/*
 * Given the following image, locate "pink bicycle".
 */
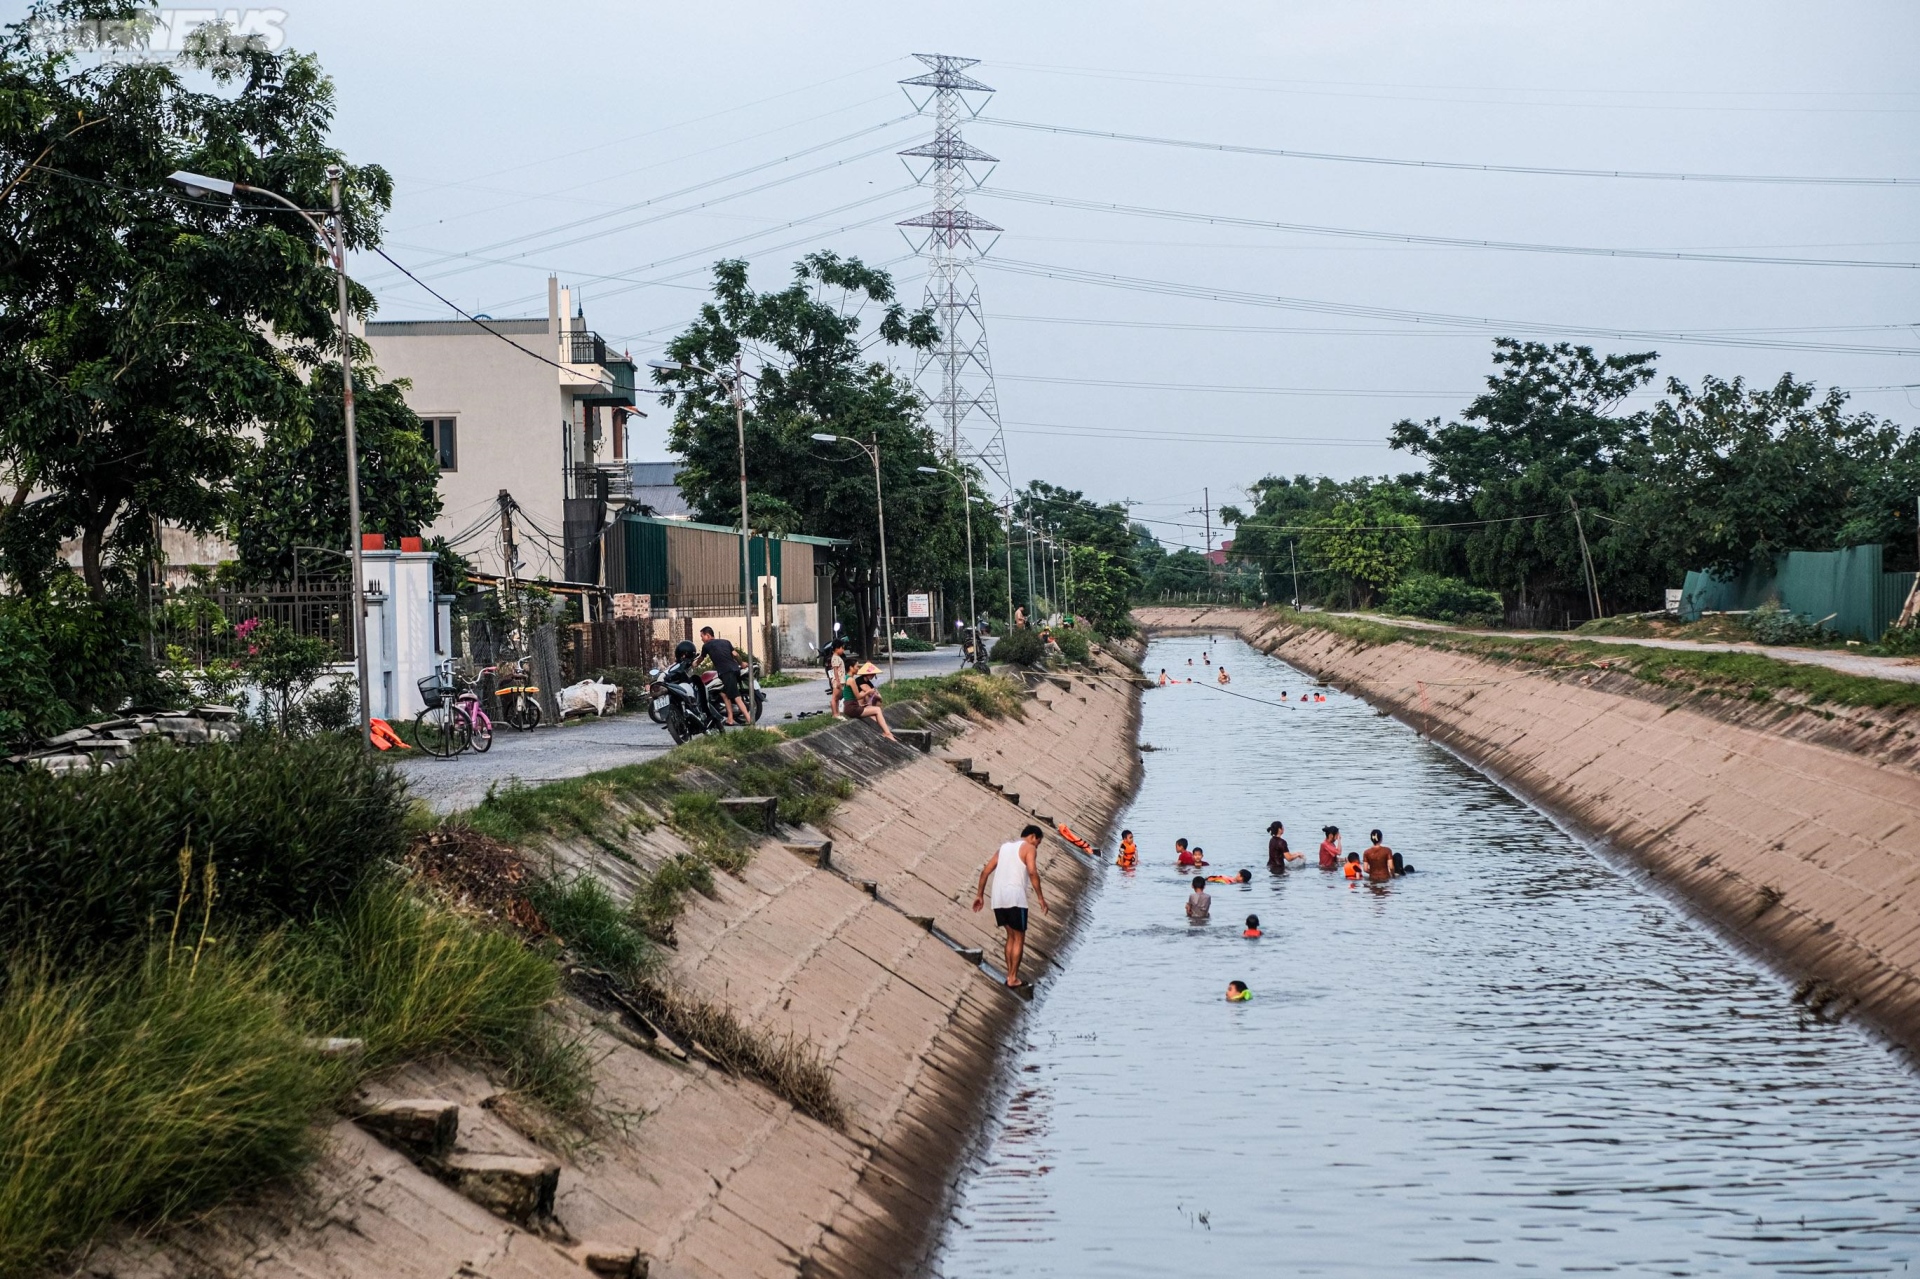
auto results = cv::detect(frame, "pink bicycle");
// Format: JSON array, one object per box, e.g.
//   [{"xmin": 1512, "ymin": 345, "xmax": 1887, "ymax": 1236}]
[{"xmin": 414, "ymin": 664, "xmax": 493, "ymax": 756}]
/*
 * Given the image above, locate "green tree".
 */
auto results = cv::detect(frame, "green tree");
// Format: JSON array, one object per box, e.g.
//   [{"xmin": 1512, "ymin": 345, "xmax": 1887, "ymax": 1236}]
[
  {"xmin": 654, "ymin": 253, "xmax": 962, "ymax": 650},
  {"xmin": 231, "ymin": 367, "xmax": 441, "ymax": 581},
  {"xmin": 1627, "ymin": 373, "xmax": 1920, "ymax": 579},
  {"xmin": 1220, "ymin": 474, "xmax": 1349, "ymax": 604},
  {"xmin": 1298, "ymin": 490, "xmax": 1421, "ymax": 608},
  {"xmin": 1390, "ymin": 340, "xmax": 1658, "ymax": 616},
  {"xmin": 0, "ymin": 2, "xmax": 392, "ymax": 598},
  {"xmin": 1064, "ymin": 545, "xmax": 1132, "ymax": 634}
]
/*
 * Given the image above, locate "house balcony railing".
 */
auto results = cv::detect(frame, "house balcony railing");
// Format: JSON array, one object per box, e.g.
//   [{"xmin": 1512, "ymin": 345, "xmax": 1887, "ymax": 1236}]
[{"xmin": 565, "ymin": 330, "xmax": 608, "ymax": 368}]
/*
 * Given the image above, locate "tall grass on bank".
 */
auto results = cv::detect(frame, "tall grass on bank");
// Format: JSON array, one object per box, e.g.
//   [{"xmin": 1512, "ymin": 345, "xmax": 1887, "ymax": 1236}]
[
  {"xmin": 886, "ymin": 670, "xmax": 1026, "ymax": 721},
  {"xmin": 0, "ymin": 880, "xmax": 586, "ymax": 1278},
  {"xmin": 0, "ymin": 950, "xmax": 337, "ymax": 1277},
  {"xmin": 0, "ymin": 736, "xmax": 409, "ymax": 960}
]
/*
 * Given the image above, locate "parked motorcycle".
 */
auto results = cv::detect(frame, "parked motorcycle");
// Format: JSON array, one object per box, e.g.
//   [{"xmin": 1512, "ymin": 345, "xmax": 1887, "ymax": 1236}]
[{"xmin": 654, "ymin": 648, "xmax": 766, "ymax": 742}]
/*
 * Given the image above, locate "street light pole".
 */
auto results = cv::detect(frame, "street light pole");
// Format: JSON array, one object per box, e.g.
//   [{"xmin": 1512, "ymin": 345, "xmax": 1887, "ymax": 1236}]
[
  {"xmin": 918, "ymin": 463, "xmax": 978, "ymax": 668},
  {"xmin": 167, "ymin": 168, "xmax": 372, "ymax": 750},
  {"xmin": 815, "ymin": 433, "xmax": 893, "ymax": 685},
  {"xmin": 328, "ymin": 168, "xmax": 373, "ymax": 754},
  {"xmin": 651, "ymin": 357, "xmax": 758, "ymax": 719}
]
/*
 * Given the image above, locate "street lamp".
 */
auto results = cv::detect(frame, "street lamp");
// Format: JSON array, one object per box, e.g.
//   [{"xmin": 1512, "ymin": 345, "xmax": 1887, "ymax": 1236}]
[
  {"xmin": 648, "ymin": 356, "xmax": 759, "ymax": 719},
  {"xmin": 812, "ymin": 432, "xmax": 895, "ymax": 685},
  {"xmin": 167, "ymin": 167, "xmax": 373, "ymax": 751},
  {"xmin": 918, "ymin": 463, "xmax": 981, "ymax": 669}
]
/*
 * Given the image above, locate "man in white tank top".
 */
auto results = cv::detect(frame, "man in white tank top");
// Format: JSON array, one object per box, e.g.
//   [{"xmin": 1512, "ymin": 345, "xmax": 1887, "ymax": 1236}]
[{"xmin": 972, "ymin": 825, "xmax": 1049, "ymax": 988}]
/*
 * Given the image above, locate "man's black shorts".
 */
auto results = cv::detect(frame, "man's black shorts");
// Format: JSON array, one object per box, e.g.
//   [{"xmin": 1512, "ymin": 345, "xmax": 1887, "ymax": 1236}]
[
  {"xmin": 993, "ymin": 906, "xmax": 1029, "ymax": 933},
  {"xmin": 717, "ymin": 668, "xmax": 742, "ymax": 699}
]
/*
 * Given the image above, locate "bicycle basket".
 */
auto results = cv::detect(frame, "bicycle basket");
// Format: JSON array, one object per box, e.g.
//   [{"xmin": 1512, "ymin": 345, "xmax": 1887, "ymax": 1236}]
[{"xmin": 417, "ymin": 673, "xmax": 453, "ymax": 709}]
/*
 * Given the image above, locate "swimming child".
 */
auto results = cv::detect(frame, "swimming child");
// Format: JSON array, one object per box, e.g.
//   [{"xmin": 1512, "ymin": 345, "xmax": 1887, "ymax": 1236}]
[
  {"xmin": 1207, "ymin": 869, "xmax": 1253, "ymax": 885},
  {"xmin": 1116, "ymin": 830, "xmax": 1138, "ymax": 869},
  {"xmin": 1190, "ymin": 846, "xmax": 1209, "ymax": 867},
  {"xmin": 1343, "ymin": 851, "xmax": 1363, "ymax": 880},
  {"xmin": 1176, "ymin": 838, "xmax": 1196, "ymax": 868},
  {"xmin": 1391, "ymin": 851, "xmax": 1416, "ymax": 875},
  {"xmin": 1158, "ymin": 669, "xmax": 1170, "ymax": 686},
  {"xmin": 1186, "ymin": 876, "xmax": 1211, "ymax": 921},
  {"xmin": 1318, "ymin": 825, "xmax": 1342, "ymax": 870},
  {"xmin": 1226, "ymin": 981, "xmax": 1251, "ymax": 1002},
  {"xmin": 1243, "ymin": 914, "xmax": 1261, "ymax": 939},
  {"xmin": 1217, "ymin": 666, "xmax": 1230, "ymax": 685}
]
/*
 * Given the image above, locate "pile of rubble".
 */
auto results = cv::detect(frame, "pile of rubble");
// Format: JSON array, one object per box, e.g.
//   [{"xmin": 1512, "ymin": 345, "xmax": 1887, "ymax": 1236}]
[{"xmin": 11, "ymin": 706, "xmax": 243, "ymax": 773}]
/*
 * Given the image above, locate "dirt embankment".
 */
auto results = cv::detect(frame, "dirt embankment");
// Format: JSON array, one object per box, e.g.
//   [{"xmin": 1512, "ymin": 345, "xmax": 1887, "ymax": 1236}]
[
  {"xmin": 1137, "ymin": 605, "xmax": 1920, "ymax": 1057},
  {"xmin": 87, "ymin": 662, "xmax": 1141, "ymax": 1279}
]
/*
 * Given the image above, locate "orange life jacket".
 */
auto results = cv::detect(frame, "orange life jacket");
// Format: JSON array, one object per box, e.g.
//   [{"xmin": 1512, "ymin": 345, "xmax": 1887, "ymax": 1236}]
[{"xmin": 1057, "ymin": 823, "xmax": 1096, "ymax": 855}]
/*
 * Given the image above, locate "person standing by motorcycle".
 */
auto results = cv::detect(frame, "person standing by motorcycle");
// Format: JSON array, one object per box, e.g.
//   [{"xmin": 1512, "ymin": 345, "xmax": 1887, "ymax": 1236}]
[
  {"xmin": 826, "ymin": 638, "xmax": 850, "ymax": 718},
  {"xmin": 697, "ymin": 626, "xmax": 752, "ymax": 725}
]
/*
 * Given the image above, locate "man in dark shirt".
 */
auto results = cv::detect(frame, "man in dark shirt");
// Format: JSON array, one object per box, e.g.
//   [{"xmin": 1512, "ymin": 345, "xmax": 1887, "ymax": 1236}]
[
  {"xmin": 697, "ymin": 626, "xmax": 751, "ymax": 724},
  {"xmin": 1266, "ymin": 821, "xmax": 1299, "ymax": 874}
]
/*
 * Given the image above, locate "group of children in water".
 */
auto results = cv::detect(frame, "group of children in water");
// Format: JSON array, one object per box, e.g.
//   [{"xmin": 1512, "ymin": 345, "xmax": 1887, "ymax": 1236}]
[
  {"xmin": 1112, "ymin": 822, "xmax": 1417, "ymax": 1001},
  {"xmin": 1155, "ymin": 654, "xmax": 1328, "ymax": 700}
]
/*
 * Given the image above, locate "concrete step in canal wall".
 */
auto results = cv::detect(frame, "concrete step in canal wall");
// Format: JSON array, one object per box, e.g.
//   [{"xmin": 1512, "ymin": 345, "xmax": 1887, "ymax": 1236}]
[
  {"xmin": 1137, "ymin": 605, "xmax": 1920, "ymax": 1060},
  {"xmin": 88, "ymin": 656, "xmax": 1142, "ymax": 1279}
]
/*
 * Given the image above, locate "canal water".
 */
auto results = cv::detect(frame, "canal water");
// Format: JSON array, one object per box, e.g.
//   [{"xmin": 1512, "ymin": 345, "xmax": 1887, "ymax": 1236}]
[{"xmin": 932, "ymin": 634, "xmax": 1920, "ymax": 1277}]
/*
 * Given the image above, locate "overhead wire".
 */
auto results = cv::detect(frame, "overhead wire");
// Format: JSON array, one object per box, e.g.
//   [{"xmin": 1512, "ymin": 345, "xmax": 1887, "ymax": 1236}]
[
  {"xmin": 976, "ymin": 117, "xmax": 1920, "ymax": 186},
  {"xmin": 979, "ymin": 187, "xmax": 1920, "ymax": 270},
  {"xmin": 366, "ymin": 124, "xmax": 925, "ymax": 287},
  {"xmin": 979, "ymin": 256, "xmax": 1920, "ymax": 357}
]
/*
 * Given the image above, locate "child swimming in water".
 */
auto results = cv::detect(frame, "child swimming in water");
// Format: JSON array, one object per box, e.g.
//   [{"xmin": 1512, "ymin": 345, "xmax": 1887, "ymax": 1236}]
[
  {"xmin": 1116, "ymin": 830, "xmax": 1138, "ymax": 869},
  {"xmin": 1176, "ymin": 838, "xmax": 1197, "ymax": 868},
  {"xmin": 1343, "ymin": 851, "xmax": 1363, "ymax": 880},
  {"xmin": 1207, "ymin": 869, "xmax": 1253, "ymax": 885},
  {"xmin": 1243, "ymin": 914, "xmax": 1261, "ymax": 939},
  {"xmin": 1226, "ymin": 981, "xmax": 1251, "ymax": 1001},
  {"xmin": 1186, "ymin": 876, "xmax": 1212, "ymax": 921}
]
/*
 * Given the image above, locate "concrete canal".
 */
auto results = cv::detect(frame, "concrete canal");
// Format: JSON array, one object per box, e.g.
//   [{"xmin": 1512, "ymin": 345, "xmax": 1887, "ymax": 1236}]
[{"xmin": 932, "ymin": 633, "xmax": 1920, "ymax": 1276}]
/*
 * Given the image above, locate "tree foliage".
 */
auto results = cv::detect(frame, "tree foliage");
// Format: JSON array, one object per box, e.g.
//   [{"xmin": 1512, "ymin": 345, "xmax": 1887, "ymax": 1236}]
[
  {"xmin": 655, "ymin": 253, "xmax": 967, "ymax": 648},
  {"xmin": 231, "ymin": 366, "xmax": 440, "ymax": 580},
  {"xmin": 1390, "ymin": 340, "xmax": 1657, "ymax": 610},
  {"xmin": 0, "ymin": 1, "xmax": 392, "ymax": 598}
]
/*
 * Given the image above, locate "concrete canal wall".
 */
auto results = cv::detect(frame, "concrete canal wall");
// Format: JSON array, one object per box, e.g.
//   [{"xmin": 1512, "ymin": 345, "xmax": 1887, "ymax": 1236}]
[
  {"xmin": 89, "ymin": 661, "xmax": 1141, "ymax": 1279},
  {"xmin": 1137, "ymin": 605, "xmax": 1920, "ymax": 1059}
]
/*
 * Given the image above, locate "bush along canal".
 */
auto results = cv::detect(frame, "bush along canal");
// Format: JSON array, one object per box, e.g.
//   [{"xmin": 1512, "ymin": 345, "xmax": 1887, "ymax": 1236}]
[{"xmin": 932, "ymin": 634, "xmax": 1920, "ymax": 1277}]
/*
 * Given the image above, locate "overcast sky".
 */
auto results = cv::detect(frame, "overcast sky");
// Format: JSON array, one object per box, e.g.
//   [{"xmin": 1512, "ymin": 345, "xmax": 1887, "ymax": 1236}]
[{"xmin": 213, "ymin": 0, "xmax": 1920, "ymax": 548}]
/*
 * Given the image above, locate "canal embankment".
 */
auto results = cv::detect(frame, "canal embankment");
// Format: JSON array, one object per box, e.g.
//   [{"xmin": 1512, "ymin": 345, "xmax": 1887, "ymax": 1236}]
[
  {"xmin": 1135, "ymin": 604, "xmax": 1920, "ymax": 1057},
  {"xmin": 86, "ymin": 658, "xmax": 1141, "ymax": 1279}
]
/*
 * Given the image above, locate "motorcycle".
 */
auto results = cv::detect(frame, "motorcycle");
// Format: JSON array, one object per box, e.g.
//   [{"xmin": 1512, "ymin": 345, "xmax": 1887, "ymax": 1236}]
[{"xmin": 654, "ymin": 660, "xmax": 768, "ymax": 742}]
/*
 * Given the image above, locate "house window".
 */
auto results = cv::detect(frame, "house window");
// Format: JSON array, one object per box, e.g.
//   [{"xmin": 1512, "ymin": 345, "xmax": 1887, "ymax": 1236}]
[{"xmin": 420, "ymin": 417, "xmax": 457, "ymax": 470}]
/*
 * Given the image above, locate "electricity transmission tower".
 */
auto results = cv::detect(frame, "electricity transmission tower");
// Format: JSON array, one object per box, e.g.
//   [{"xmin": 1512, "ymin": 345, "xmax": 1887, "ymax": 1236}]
[{"xmin": 896, "ymin": 53, "xmax": 1010, "ymax": 490}]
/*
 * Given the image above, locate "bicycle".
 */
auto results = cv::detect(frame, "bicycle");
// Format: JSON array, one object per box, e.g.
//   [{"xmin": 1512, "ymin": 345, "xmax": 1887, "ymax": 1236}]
[
  {"xmin": 493, "ymin": 657, "xmax": 543, "ymax": 731},
  {"xmin": 414, "ymin": 665, "xmax": 494, "ymax": 757}
]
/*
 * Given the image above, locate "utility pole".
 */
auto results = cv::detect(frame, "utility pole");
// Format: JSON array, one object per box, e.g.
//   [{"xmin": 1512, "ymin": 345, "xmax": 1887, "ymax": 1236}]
[
  {"xmin": 1570, "ymin": 496, "xmax": 1603, "ymax": 621},
  {"xmin": 1003, "ymin": 497, "xmax": 1015, "ymax": 631},
  {"xmin": 498, "ymin": 490, "xmax": 517, "ymax": 585},
  {"xmin": 1290, "ymin": 541, "xmax": 1301, "ymax": 609}
]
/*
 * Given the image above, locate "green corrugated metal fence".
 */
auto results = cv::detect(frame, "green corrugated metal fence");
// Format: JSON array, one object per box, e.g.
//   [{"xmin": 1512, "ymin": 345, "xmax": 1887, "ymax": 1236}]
[{"xmin": 1678, "ymin": 543, "xmax": 1914, "ymax": 639}]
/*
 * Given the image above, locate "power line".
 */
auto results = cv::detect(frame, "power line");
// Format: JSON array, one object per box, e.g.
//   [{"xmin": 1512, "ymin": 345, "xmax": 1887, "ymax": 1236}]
[
  {"xmin": 359, "ymin": 119, "xmax": 923, "ymax": 287},
  {"xmin": 980, "ymin": 186, "xmax": 1920, "ymax": 268},
  {"xmin": 369, "ymin": 246, "xmax": 627, "ymax": 394},
  {"xmin": 978, "ymin": 256, "xmax": 1920, "ymax": 357},
  {"xmin": 987, "ymin": 312, "xmax": 1920, "ymax": 338},
  {"xmin": 998, "ymin": 373, "xmax": 1478, "ymax": 398},
  {"xmin": 975, "ymin": 116, "xmax": 1920, "ymax": 186}
]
